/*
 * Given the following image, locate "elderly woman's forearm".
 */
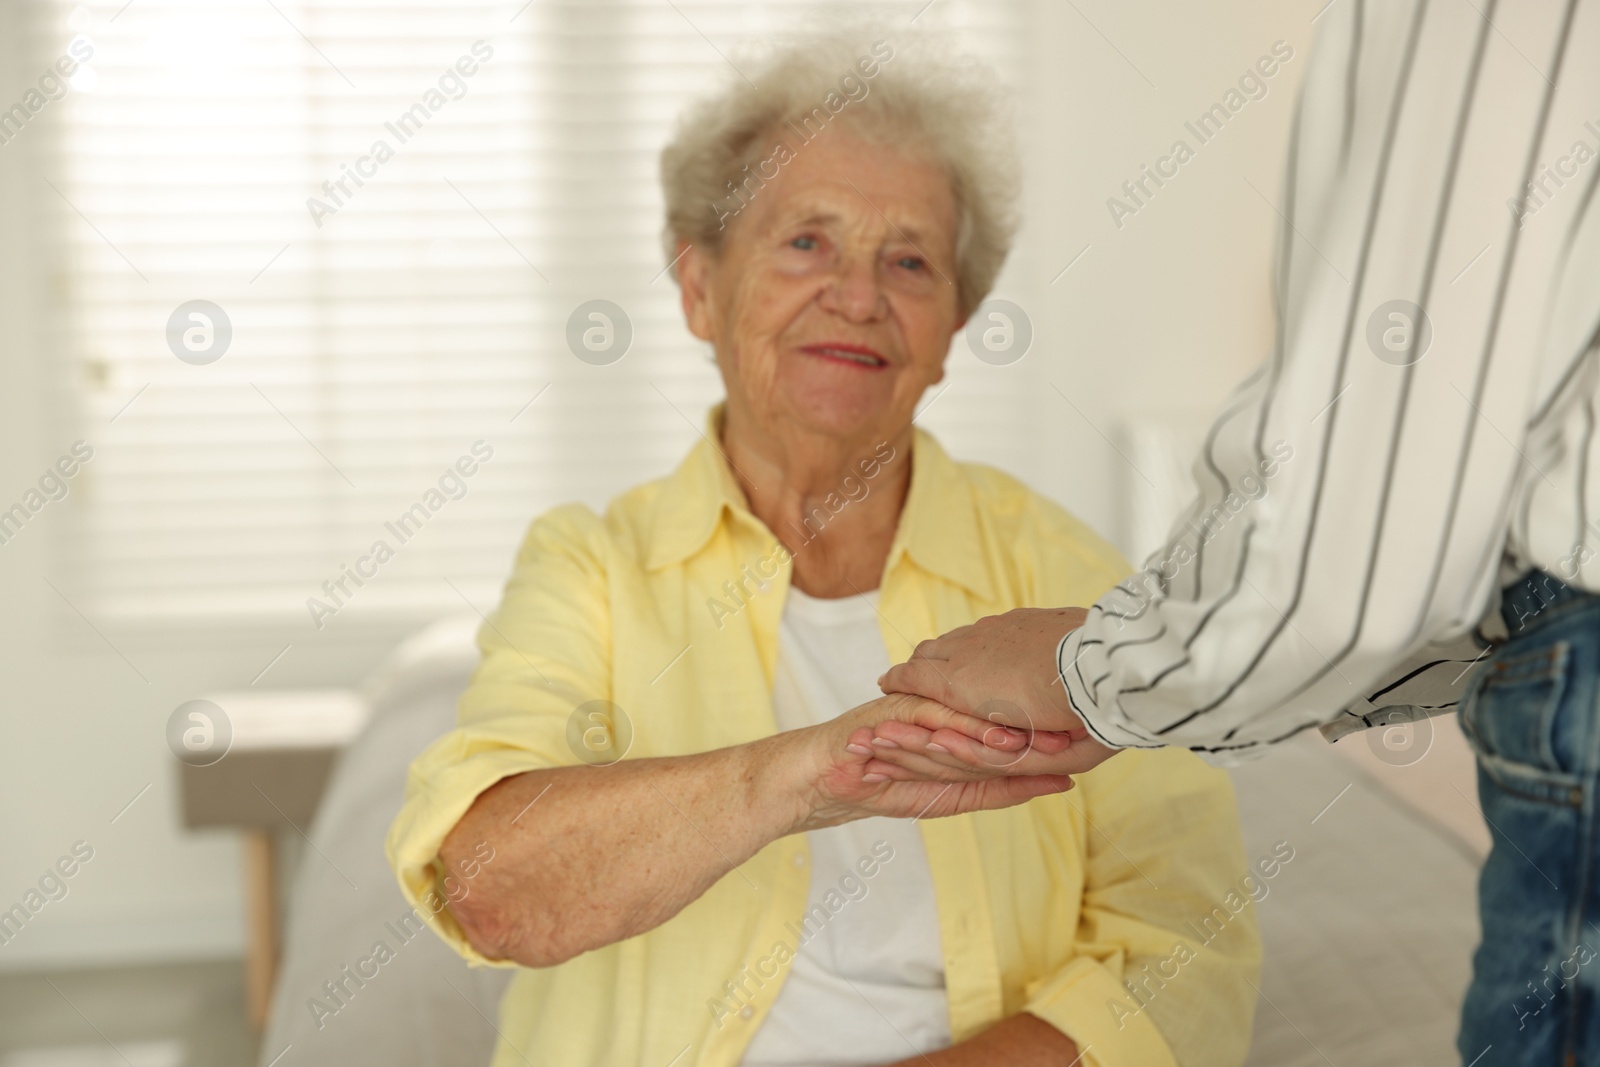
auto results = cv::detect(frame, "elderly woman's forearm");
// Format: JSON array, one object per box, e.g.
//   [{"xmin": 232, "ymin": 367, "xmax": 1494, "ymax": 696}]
[
  {"xmin": 434, "ymin": 692, "xmax": 1055, "ymax": 966},
  {"xmin": 438, "ymin": 732, "xmax": 813, "ymax": 967}
]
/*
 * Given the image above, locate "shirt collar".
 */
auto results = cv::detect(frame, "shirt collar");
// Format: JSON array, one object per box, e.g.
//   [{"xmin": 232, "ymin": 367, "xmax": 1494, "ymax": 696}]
[
  {"xmin": 889, "ymin": 426, "xmax": 995, "ymax": 601},
  {"xmin": 643, "ymin": 404, "xmax": 753, "ymax": 572},
  {"xmin": 645, "ymin": 403, "xmax": 995, "ymax": 601}
]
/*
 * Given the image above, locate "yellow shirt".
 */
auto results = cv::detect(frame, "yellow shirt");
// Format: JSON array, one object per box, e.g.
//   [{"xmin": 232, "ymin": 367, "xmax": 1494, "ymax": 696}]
[{"xmin": 387, "ymin": 414, "xmax": 1261, "ymax": 1067}]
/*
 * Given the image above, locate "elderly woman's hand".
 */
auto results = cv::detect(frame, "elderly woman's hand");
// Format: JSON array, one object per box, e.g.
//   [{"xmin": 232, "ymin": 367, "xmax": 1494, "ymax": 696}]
[
  {"xmin": 438, "ymin": 691, "xmax": 1075, "ymax": 969},
  {"xmin": 782, "ymin": 693, "xmax": 1076, "ymax": 830},
  {"xmin": 841, "ymin": 701, "xmax": 1119, "ymax": 785}
]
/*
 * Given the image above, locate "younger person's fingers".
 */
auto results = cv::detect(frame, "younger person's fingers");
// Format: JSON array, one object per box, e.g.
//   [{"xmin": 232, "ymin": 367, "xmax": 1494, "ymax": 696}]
[
  {"xmin": 923, "ymin": 729, "xmax": 1107, "ymax": 778},
  {"xmin": 920, "ymin": 729, "xmax": 1038, "ymax": 771},
  {"xmin": 877, "ymin": 659, "xmax": 963, "ymax": 708},
  {"xmin": 918, "ymin": 711, "xmax": 1028, "ymax": 749},
  {"xmin": 871, "ymin": 721, "xmax": 1037, "ymax": 774},
  {"xmin": 861, "ymin": 744, "xmax": 1000, "ymax": 783},
  {"xmin": 909, "ymin": 624, "xmax": 973, "ymax": 660},
  {"xmin": 873, "ymin": 720, "xmax": 998, "ymax": 775},
  {"xmin": 871, "ymin": 719, "xmax": 937, "ymax": 750},
  {"xmin": 976, "ymin": 721, "xmax": 1031, "ymax": 751},
  {"xmin": 984, "ymin": 742, "xmax": 1111, "ymax": 778},
  {"xmin": 984, "ymin": 728, "xmax": 1074, "ymax": 756}
]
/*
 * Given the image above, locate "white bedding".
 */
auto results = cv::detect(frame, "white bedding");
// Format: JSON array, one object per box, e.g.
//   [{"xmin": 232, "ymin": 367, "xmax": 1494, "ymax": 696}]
[
  {"xmin": 259, "ymin": 617, "xmax": 511, "ymax": 1067},
  {"xmin": 261, "ymin": 615, "xmax": 1483, "ymax": 1067}
]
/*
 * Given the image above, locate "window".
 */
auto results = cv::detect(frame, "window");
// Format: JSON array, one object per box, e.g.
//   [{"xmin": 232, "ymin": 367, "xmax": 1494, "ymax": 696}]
[{"xmin": 43, "ymin": 0, "xmax": 1037, "ymax": 632}]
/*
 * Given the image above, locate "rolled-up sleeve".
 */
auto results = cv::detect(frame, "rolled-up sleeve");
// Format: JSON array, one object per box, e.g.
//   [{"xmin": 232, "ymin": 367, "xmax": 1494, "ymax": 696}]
[
  {"xmin": 384, "ymin": 503, "xmax": 612, "ymax": 964},
  {"xmin": 1025, "ymin": 749, "xmax": 1261, "ymax": 1067}
]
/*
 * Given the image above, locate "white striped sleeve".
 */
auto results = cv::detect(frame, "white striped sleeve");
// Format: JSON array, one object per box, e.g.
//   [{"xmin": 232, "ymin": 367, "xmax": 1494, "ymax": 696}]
[{"xmin": 1060, "ymin": 0, "xmax": 1600, "ymax": 761}]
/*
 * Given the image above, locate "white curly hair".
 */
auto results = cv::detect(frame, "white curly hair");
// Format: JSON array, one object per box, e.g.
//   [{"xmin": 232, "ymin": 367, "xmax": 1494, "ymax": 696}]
[{"xmin": 658, "ymin": 24, "xmax": 1021, "ymax": 318}]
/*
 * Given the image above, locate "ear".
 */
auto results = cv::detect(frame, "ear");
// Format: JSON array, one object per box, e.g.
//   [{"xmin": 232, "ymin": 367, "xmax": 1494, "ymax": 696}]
[{"xmin": 677, "ymin": 240, "xmax": 716, "ymax": 343}]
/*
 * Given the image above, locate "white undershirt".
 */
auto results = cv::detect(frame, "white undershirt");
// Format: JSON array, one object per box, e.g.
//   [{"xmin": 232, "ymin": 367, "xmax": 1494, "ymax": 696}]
[{"xmin": 740, "ymin": 587, "xmax": 951, "ymax": 1067}]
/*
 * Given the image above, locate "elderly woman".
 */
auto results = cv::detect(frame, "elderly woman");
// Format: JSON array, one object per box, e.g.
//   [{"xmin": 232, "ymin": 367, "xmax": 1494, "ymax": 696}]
[{"xmin": 387, "ymin": 30, "xmax": 1259, "ymax": 1067}]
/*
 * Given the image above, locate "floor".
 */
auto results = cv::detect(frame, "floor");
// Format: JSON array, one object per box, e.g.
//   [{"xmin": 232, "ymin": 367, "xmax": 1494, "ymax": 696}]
[
  {"xmin": 0, "ymin": 961, "xmax": 259, "ymax": 1067},
  {"xmin": 1326, "ymin": 707, "xmax": 1492, "ymax": 858}
]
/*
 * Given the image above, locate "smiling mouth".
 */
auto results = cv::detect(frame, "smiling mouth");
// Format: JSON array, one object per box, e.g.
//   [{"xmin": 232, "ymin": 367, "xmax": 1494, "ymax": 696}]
[{"xmin": 799, "ymin": 343, "xmax": 889, "ymax": 369}]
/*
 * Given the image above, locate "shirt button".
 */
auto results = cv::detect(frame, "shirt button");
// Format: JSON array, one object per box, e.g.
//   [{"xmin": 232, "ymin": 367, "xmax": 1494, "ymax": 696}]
[{"xmin": 739, "ymin": 1005, "xmax": 754, "ymax": 1020}]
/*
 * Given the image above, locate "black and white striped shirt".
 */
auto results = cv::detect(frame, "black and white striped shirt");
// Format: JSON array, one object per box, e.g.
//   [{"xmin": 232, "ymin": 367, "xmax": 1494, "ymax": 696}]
[{"xmin": 1059, "ymin": 0, "xmax": 1600, "ymax": 761}]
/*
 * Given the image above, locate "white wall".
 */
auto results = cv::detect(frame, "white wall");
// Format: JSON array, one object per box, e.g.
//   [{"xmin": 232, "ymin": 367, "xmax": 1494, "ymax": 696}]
[
  {"xmin": 0, "ymin": 0, "xmax": 1321, "ymax": 969},
  {"xmin": 1010, "ymin": 0, "xmax": 1318, "ymax": 554}
]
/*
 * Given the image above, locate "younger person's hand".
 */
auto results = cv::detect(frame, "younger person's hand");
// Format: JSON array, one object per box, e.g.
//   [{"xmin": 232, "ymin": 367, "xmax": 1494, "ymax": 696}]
[
  {"xmin": 877, "ymin": 607, "xmax": 1091, "ymax": 732},
  {"xmin": 787, "ymin": 694, "xmax": 1079, "ymax": 829},
  {"xmin": 848, "ymin": 700, "xmax": 1119, "ymax": 783}
]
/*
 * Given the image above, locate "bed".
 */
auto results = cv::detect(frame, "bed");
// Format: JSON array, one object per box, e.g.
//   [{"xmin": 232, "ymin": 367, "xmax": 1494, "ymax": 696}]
[{"xmin": 259, "ymin": 615, "xmax": 1484, "ymax": 1066}]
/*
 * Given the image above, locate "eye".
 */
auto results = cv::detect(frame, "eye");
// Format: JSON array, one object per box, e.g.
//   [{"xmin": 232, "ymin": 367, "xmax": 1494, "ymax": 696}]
[
  {"xmin": 895, "ymin": 255, "xmax": 925, "ymax": 271},
  {"xmin": 789, "ymin": 235, "xmax": 819, "ymax": 251}
]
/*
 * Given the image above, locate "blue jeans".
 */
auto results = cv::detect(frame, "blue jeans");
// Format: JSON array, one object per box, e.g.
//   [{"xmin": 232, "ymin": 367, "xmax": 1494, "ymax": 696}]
[{"xmin": 1457, "ymin": 570, "xmax": 1600, "ymax": 1066}]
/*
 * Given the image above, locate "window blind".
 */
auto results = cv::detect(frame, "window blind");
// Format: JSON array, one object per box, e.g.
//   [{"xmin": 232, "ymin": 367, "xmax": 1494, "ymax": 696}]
[{"xmin": 48, "ymin": 0, "xmax": 1036, "ymax": 631}]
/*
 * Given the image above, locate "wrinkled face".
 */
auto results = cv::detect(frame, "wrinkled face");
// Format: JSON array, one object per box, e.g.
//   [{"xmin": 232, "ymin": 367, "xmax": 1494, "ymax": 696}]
[{"xmin": 679, "ymin": 127, "xmax": 964, "ymax": 446}]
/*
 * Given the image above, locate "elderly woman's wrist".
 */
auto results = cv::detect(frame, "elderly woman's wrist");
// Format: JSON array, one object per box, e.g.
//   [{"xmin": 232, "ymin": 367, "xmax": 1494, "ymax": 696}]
[{"xmin": 741, "ymin": 728, "xmax": 841, "ymax": 837}]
